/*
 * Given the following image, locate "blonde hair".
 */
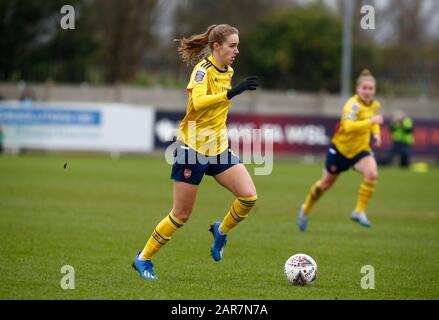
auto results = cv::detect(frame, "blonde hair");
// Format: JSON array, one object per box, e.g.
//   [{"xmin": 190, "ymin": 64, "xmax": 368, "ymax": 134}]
[
  {"xmin": 356, "ymin": 69, "xmax": 376, "ymax": 86},
  {"xmin": 175, "ymin": 24, "xmax": 239, "ymax": 65}
]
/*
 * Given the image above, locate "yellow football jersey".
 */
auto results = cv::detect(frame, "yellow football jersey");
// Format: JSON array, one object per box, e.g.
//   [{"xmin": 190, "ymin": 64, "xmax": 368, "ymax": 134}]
[
  {"xmin": 177, "ymin": 55, "xmax": 234, "ymax": 156},
  {"xmin": 332, "ymin": 95, "xmax": 381, "ymax": 158}
]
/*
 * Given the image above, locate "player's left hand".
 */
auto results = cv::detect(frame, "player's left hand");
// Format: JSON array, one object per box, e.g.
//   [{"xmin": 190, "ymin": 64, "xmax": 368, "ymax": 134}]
[
  {"xmin": 373, "ymin": 134, "xmax": 382, "ymax": 147},
  {"xmin": 227, "ymin": 76, "xmax": 259, "ymax": 100}
]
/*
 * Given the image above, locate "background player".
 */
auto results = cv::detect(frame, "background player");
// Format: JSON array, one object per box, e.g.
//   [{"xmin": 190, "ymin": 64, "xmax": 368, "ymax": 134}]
[
  {"xmin": 132, "ymin": 24, "xmax": 259, "ymax": 281},
  {"xmin": 298, "ymin": 69, "xmax": 384, "ymax": 230}
]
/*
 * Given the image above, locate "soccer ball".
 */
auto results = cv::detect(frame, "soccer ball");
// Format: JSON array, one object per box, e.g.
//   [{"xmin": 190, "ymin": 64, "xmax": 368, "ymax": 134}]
[{"xmin": 284, "ymin": 253, "xmax": 318, "ymax": 286}]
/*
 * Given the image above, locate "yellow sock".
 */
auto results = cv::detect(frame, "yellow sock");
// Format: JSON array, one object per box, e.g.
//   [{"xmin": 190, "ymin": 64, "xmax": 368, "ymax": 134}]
[
  {"xmin": 139, "ymin": 212, "xmax": 185, "ymax": 260},
  {"xmin": 355, "ymin": 179, "xmax": 376, "ymax": 213},
  {"xmin": 303, "ymin": 181, "xmax": 325, "ymax": 214},
  {"xmin": 220, "ymin": 196, "xmax": 257, "ymax": 233}
]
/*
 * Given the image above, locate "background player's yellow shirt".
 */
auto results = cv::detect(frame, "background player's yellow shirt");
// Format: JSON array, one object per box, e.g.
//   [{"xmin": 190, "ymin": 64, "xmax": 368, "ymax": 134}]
[
  {"xmin": 177, "ymin": 55, "xmax": 234, "ymax": 156},
  {"xmin": 332, "ymin": 95, "xmax": 381, "ymax": 158}
]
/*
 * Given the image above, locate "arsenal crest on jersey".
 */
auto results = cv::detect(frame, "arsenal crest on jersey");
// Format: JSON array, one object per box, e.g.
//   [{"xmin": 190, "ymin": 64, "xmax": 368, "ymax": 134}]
[{"xmin": 184, "ymin": 169, "xmax": 192, "ymax": 179}]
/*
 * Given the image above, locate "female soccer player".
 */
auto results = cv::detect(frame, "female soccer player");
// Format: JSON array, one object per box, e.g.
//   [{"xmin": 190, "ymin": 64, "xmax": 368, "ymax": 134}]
[
  {"xmin": 297, "ymin": 69, "xmax": 383, "ymax": 231},
  {"xmin": 132, "ymin": 24, "xmax": 259, "ymax": 280}
]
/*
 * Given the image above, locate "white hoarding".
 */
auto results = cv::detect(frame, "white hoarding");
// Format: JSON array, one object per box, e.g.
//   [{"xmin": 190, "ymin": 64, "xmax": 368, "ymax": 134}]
[{"xmin": 0, "ymin": 101, "xmax": 155, "ymax": 153}]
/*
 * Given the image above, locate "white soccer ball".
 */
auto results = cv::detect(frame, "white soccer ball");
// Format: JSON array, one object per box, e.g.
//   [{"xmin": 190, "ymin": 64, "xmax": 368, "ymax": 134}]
[{"xmin": 284, "ymin": 253, "xmax": 318, "ymax": 286}]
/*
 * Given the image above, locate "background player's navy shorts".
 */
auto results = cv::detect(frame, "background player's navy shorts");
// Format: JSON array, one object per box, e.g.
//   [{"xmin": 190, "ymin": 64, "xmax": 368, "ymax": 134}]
[
  {"xmin": 325, "ymin": 144, "xmax": 372, "ymax": 175},
  {"xmin": 171, "ymin": 144, "xmax": 241, "ymax": 185}
]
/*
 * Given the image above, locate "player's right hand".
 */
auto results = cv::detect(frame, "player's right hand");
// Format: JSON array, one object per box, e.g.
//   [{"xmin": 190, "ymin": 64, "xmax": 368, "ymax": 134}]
[{"xmin": 371, "ymin": 115, "xmax": 384, "ymax": 125}]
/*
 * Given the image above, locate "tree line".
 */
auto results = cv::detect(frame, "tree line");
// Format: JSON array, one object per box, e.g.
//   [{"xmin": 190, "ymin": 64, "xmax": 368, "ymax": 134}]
[{"xmin": 0, "ymin": 0, "xmax": 438, "ymax": 97}]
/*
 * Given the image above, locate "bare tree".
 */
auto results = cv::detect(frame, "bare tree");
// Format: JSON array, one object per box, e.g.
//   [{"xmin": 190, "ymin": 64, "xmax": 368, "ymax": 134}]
[
  {"xmin": 390, "ymin": 0, "xmax": 423, "ymax": 44},
  {"xmin": 173, "ymin": 0, "xmax": 300, "ymax": 38},
  {"xmin": 381, "ymin": 0, "xmax": 439, "ymax": 45},
  {"xmin": 94, "ymin": 0, "xmax": 158, "ymax": 83}
]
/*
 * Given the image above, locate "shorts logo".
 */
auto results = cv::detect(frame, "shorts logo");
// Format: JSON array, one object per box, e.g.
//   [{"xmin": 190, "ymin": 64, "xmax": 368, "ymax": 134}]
[
  {"xmin": 329, "ymin": 148, "xmax": 337, "ymax": 155},
  {"xmin": 184, "ymin": 169, "xmax": 192, "ymax": 179},
  {"xmin": 194, "ymin": 70, "xmax": 206, "ymax": 83},
  {"xmin": 331, "ymin": 165, "xmax": 338, "ymax": 173}
]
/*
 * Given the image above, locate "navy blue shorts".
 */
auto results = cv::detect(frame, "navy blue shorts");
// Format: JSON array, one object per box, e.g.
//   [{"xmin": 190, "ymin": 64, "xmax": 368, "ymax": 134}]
[
  {"xmin": 171, "ymin": 144, "xmax": 241, "ymax": 185},
  {"xmin": 325, "ymin": 144, "xmax": 372, "ymax": 175}
]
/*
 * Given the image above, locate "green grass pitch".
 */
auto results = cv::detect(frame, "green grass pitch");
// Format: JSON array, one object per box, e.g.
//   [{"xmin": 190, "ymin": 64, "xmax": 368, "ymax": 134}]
[{"xmin": 1, "ymin": 153, "xmax": 438, "ymax": 300}]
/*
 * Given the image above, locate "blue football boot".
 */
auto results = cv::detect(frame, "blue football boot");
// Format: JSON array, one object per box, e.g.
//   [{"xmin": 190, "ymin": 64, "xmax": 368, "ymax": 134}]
[
  {"xmin": 351, "ymin": 211, "xmax": 372, "ymax": 228},
  {"xmin": 209, "ymin": 222, "xmax": 228, "ymax": 262},
  {"xmin": 297, "ymin": 204, "xmax": 309, "ymax": 232},
  {"xmin": 132, "ymin": 253, "xmax": 158, "ymax": 281}
]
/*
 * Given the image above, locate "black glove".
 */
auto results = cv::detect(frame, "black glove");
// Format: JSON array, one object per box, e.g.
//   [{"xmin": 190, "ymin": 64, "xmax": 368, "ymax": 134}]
[{"xmin": 227, "ymin": 76, "xmax": 259, "ymax": 100}]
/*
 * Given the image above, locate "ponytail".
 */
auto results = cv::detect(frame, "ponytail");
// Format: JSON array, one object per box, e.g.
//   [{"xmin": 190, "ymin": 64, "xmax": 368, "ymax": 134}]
[{"xmin": 175, "ymin": 25, "xmax": 217, "ymax": 66}]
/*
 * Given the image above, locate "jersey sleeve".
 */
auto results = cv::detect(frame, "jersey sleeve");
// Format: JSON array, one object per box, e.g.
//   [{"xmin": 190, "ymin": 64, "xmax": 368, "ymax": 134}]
[
  {"xmin": 187, "ymin": 66, "xmax": 208, "ymax": 90},
  {"xmin": 341, "ymin": 98, "xmax": 372, "ymax": 133},
  {"xmin": 371, "ymin": 101, "xmax": 381, "ymax": 136},
  {"xmin": 187, "ymin": 67, "xmax": 228, "ymax": 111}
]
